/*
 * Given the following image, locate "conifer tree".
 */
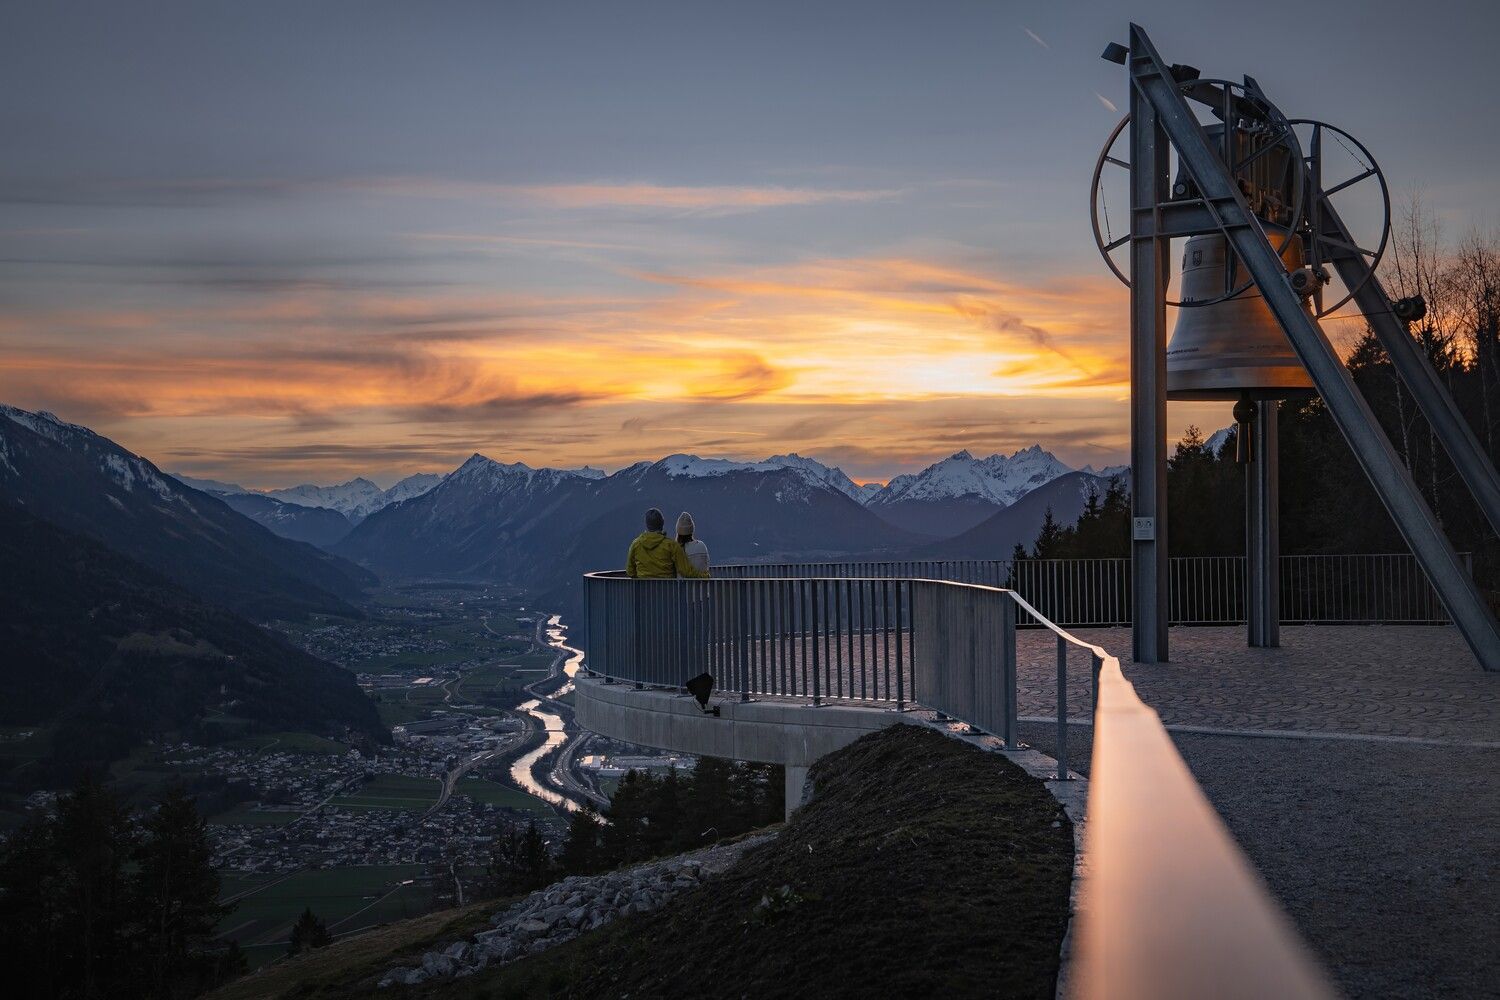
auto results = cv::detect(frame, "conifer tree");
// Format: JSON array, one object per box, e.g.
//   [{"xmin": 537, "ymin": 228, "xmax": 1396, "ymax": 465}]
[{"xmin": 287, "ymin": 908, "xmax": 332, "ymax": 955}]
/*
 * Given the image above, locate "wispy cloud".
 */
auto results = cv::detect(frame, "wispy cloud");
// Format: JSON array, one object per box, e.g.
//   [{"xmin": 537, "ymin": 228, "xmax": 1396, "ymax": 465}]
[
  {"xmin": 1022, "ymin": 27, "xmax": 1050, "ymax": 50},
  {"xmin": 1095, "ymin": 92, "xmax": 1118, "ymax": 113},
  {"xmin": 0, "ymin": 175, "xmax": 901, "ymax": 215}
]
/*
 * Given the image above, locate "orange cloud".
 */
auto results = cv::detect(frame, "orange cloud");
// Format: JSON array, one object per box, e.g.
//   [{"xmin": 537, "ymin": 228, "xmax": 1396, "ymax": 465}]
[{"xmin": 0, "ymin": 251, "xmax": 1145, "ymax": 482}]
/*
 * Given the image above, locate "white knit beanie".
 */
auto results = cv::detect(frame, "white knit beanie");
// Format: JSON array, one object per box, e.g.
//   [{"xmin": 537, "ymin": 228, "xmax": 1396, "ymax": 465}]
[{"xmin": 675, "ymin": 511, "xmax": 695, "ymax": 537}]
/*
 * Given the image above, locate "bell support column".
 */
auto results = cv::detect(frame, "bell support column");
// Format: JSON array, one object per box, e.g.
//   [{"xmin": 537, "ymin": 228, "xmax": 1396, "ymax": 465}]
[
  {"xmin": 1246, "ymin": 400, "xmax": 1280, "ymax": 648},
  {"xmin": 1127, "ymin": 34, "xmax": 1171, "ymax": 665}
]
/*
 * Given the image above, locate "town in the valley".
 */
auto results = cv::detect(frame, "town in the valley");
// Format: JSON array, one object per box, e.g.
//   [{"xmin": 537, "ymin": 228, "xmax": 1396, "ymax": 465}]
[{"xmin": 17, "ymin": 584, "xmax": 680, "ymax": 967}]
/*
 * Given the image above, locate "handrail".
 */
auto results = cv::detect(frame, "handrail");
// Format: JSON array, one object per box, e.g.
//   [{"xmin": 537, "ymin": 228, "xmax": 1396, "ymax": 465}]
[
  {"xmin": 1075, "ymin": 653, "xmax": 1336, "ymax": 999},
  {"xmin": 581, "ymin": 566, "xmax": 1340, "ymax": 997}
]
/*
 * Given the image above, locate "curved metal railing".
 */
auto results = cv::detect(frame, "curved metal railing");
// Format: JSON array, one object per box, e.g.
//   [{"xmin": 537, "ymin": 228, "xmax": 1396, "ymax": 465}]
[
  {"xmin": 580, "ymin": 566, "xmax": 1336, "ymax": 997},
  {"xmin": 709, "ymin": 553, "xmax": 1467, "ymax": 626}
]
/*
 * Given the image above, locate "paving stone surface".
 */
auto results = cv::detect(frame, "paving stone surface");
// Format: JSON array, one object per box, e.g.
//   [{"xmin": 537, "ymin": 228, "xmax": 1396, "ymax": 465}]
[
  {"xmin": 1014, "ymin": 625, "xmax": 1498, "ymax": 743},
  {"xmin": 1021, "ymin": 722, "xmax": 1498, "ymax": 1000}
]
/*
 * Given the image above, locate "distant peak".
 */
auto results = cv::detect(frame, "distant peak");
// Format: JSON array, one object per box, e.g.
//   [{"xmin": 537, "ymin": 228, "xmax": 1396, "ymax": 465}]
[{"xmin": 948, "ymin": 449, "xmax": 975, "ymax": 461}]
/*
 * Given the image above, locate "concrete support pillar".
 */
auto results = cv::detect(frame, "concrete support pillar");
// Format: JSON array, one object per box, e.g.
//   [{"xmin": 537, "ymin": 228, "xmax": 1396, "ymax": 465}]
[
  {"xmin": 1247, "ymin": 401, "xmax": 1280, "ymax": 648},
  {"xmin": 784, "ymin": 765, "xmax": 808, "ymax": 821}
]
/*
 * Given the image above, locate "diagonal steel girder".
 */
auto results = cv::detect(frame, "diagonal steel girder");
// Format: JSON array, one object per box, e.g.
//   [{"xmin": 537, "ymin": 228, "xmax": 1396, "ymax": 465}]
[
  {"xmin": 1312, "ymin": 193, "xmax": 1500, "ymax": 536},
  {"xmin": 1126, "ymin": 23, "xmax": 1500, "ymax": 671}
]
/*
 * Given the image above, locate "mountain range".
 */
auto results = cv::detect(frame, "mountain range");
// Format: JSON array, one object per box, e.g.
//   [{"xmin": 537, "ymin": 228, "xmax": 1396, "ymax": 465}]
[
  {"xmin": 5, "ymin": 402, "xmax": 1129, "ymax": 608},
  {"xmin": 0, "ymin": 406, "xmax": 374, "ymax": 621},
  {"xmin": 169, "ymin": 471, "xmax": 454, "ymax": 547}
]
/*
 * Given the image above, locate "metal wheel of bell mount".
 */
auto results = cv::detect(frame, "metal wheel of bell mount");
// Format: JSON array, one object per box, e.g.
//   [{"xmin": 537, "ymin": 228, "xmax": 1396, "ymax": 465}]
[
  {"xmin": 1090, "ymin": 79, "xmax": 1305, "ymax": 308},
  {"xmin": 1288, "ymin": 118, "xmax": 1391, "ymax": 319}
]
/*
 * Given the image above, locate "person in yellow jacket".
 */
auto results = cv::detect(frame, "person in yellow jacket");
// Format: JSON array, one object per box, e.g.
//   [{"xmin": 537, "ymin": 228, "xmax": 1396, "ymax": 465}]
[{"xmin": 625, "ymin": 508, "xmax": 709, "ymax": 579}]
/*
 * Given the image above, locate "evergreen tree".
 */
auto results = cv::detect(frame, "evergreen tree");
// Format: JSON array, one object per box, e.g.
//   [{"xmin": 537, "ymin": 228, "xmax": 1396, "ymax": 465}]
[
  {"xmin": 135, "ymin": 786, "xmax": 232, "ymax": 998},
  {"xmin": 559, "ymin": 804, "xmax": 605, "ymax": 875},
  {"xmin": 53, "ymin": 771, "xmax": 137, "ymax": 997},
  {"xmin": 483, "ymin": 822, "xmax": 554, "ymax": 897},
  {"xmin": 287, "ymin": 908, "xmax": 332, "ymax": 956},
  {"xmin": 1032, "ymin": 506, "xmax": 1065, "ymax": 559}
]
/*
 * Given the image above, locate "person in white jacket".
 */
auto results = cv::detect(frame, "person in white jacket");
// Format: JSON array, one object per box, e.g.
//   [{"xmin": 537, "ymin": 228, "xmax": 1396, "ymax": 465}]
[{"xmin": 675, "ymin": 511, "xmax": 710, "ymax": 576}]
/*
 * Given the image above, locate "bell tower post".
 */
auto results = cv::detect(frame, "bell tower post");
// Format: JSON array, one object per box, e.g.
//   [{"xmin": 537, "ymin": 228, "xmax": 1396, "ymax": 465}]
[{"xmin": 1127, "ymin": 35, "xmax": 1170, "ymax": 665}]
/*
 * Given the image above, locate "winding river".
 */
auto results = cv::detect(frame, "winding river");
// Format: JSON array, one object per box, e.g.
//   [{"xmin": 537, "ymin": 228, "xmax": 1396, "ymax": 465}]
[{"xmin": 508, "ymin": 614, "xmax": 586, "ymax": 812}]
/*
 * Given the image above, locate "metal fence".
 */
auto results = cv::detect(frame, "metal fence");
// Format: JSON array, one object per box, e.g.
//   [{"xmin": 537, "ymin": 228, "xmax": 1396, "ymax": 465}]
[{"xmin": 712, "ymin": 552, "xmax": 1466, "ymax": 626}]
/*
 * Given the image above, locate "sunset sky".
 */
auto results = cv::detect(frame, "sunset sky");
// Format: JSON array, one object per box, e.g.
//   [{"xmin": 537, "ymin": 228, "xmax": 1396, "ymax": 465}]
[{"xmin": 3, "ymin": 0, "xmax": 1497, "ymax": 487}]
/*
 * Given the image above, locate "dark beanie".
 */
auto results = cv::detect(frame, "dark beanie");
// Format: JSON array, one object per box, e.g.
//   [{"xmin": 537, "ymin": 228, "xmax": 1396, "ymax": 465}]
[{"xmin": 645, "ymin": 507, "xmax": 665, "ymax": 531}]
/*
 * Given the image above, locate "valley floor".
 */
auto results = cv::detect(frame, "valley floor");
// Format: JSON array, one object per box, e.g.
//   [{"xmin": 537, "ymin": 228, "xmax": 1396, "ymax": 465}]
[{"xmin": 207, "ymin": 724, "xmax": 1075, "ymax": 1000}]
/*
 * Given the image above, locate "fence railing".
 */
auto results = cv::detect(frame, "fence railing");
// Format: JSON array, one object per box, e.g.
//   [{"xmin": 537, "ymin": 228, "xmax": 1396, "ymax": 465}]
[
  {"xmin": 580, "ymin": 567, "xmax": 1335, "ymax": 998},
  {"xmin": 712, "ymin": 552, "xmax": 1468, "ymax": 626},
  {"xmin": 584, "ymin": 571, "xmax": 1068, "ymax": 767}
]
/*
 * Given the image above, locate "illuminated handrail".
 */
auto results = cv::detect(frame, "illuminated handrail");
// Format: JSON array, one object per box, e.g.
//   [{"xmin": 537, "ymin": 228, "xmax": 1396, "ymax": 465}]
[{"xmin": 1074, "ymin": 650, "xmax": 1336, "ymax": 999}]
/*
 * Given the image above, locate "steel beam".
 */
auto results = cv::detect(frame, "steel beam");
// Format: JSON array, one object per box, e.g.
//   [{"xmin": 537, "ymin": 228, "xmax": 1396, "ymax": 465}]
[
  {"xmin": 1247, "ymin": 401, "xmax": 1280, "ymax": 647},
  {"xmin": 1314, "ymin": 194, "xmax": 1500, "ymax": 536},
  {"xmin": 1128, "ymin": 33, "xmax": 1171, "ymax": 664},
  {"xmin": 1127, "ymin": 23, "xmax": 1500, "ymax": 671}
]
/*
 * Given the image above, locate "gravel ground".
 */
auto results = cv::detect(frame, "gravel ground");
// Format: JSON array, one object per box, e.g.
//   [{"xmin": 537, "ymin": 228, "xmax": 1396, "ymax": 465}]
[{"xmin": 1019, "ymin": 721, "xmax": 1499, "ymax": 999}]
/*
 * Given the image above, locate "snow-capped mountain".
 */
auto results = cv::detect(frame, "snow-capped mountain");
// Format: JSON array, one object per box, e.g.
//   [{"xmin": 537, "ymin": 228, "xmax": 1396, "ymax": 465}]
[
  {"xmin": 873, "ymin": 447, "xmax": 1073, "ymax": 507},
  {"xmin": 265, "ymin": 477, "xmax": 388, "ymax": 520},
  {"xmin": 0, "ymin": 405, "xmax": 373, "ymax": 618},
  {"xmin": 1204, "ymin": 426, "xmax": 1234, "ymax": 458},
  {"xmin": 259, "ymin": 472, "xmax": 447, "ymax": 523},
  {"xmin": 335, "ymin": 451, "xmax": 910, "ymax": 589},
  {"xmin": 1079, "ymin": 463, "xmax": 1130, "ymax": 478},
  {"xmin": 651, "ymin": 452, "xmax": 867, "ymax": 501},
  {"xmin": 865, "ymin": 446, "xmax": 1076, "ymax": 535},
  {"xmin": 381, "ymin": 472, "xmax": 447, "ymax": 506}
]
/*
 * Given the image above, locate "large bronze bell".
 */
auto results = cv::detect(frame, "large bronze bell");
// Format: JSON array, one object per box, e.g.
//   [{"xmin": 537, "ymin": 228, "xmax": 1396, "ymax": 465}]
[{"xmin": 1166, "ymin": 228, "xmax": 1315, "ymax": 400}]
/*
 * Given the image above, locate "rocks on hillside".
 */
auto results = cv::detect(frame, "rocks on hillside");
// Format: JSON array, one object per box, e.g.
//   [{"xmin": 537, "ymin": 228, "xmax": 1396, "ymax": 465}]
[{"xmin": 378, "ymin": 835, "xmax": 769, "ymax": 988}]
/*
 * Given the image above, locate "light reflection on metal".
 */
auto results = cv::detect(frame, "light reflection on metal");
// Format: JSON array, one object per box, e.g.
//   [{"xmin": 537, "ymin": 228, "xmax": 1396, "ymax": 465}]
[
  {"xmin": 1074, "ymin": 649, "xmax": 1336, "ymax": 1000},
  {"xmin": 1167, "ymin": 230, "xmax": 1315, "ymax": 400}
]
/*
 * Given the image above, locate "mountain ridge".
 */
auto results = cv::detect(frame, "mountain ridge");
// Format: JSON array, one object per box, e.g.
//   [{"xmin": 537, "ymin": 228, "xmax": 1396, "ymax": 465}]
[{"xmin": 0, "ymin": 405, "xmax": 375, "ymax": 620}]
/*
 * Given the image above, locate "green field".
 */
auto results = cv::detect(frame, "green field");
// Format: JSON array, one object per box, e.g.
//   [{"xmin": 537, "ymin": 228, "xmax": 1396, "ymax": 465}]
[
  {"xmin": 455, "ymin": 777, "xmax": 551, "ymax": 814},
  {"xmin": 224, "ymin": 732, "xmax": 349, "ymax": 756},
  {"xmin": 216, "ymin": 864, "xmax": 432, "ymax": 968},
  {"xmin": 454, "ymin": 664, "xmax": 528, "ymax": 701},
  {"xmin": 371, "ymin": 696, "xmax": 432, "ymax": 727},
  {"xmin": 330, "ymin": 774, "xmax": 440, "ymax": 812},
  {"xmin": 209, "ymin": 804, "xmax": 302, "ymax": 827}
]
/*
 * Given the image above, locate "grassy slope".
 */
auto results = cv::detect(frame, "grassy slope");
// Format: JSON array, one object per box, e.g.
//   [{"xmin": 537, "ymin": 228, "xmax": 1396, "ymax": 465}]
[{"xmin": 209, "ymin": 724, "xmax": 1073, "ymax": 1000}]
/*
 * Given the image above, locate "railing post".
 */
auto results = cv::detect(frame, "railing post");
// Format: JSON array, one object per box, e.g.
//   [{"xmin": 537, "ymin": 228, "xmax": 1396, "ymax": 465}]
[
  {"xmin": 816, "ymin": 581, "xmax": 828, "ymax": 707},
  {"xmin": 1056, "ymin": 633, "xmax": 1069, "ymax": 780},
  {"xmin": 738, "ymin": 582, "xmax": 750, "ymax": 702},
  {"xmin": 1091, "ymin": 650, "xmax": 1102, "ymax": 720},
  {"xmin": 895, "ymin": 580, "xmax": 906, "ymax": 711},
  {"xmin": 1001, "ymin": 596, "xmax": 1016, "ymax": 747}
]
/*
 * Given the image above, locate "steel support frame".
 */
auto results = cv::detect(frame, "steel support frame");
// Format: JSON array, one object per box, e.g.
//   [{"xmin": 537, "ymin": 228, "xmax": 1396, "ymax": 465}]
[
  {"xmin": 1126, "ymin": 23, "xmax": 1500, "ymax": 671},
  {"xmin": 1313, "ymin": 193, "xmax": 1500, "ymax": 536},
  {"xmin": 1128, "ymin": 50, "xmax": 1171, "ymax": 664},
  {"xmin": 1247, "ymin": 401, "xmax": 1280, "ymax": 647}
]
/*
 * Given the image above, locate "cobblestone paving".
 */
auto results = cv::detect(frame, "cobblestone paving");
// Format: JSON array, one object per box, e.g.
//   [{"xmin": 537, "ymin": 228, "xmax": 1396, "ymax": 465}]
[
  {"xmin": 1015, "ymin": 625, "xmax": 1499, "ymax": 744},
  {"xmin": 1021, "ymin": 723, "xmax": 1499, "ymax": 1000}
]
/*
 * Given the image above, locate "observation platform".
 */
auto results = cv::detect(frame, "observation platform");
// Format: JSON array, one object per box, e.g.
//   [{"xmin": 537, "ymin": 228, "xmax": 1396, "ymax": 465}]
[{"xmin": 577, "ymin": 562, "xmax": 1493, "ymax": 997}]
